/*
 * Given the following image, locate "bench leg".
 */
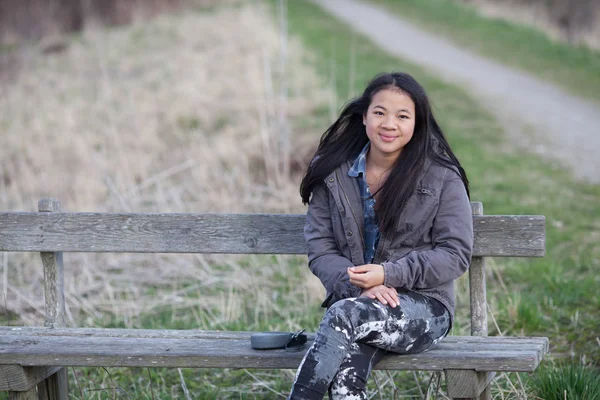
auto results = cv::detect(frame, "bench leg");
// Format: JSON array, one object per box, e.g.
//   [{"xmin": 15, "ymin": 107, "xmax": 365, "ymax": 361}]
[
  {"xmin": 478, "ymin": 385, "xmax": 491, "ymax": 400},
  {"xmin": 8, "ymin": 369, "xmax": 69, "ymax": 400},
  {"xmin": 445, "ymin": 370, "xmax": 494, "ymax": 400},
  {"xmin": 8, "ymin": 387, "xmax": 37, "ymax": 400},
  {"xmin": 0, "ymin": 366, "xmax": 62, "ymax": 392},
  {"xmin": 36, "ymin": 368, "xmax": 69, "ymax": 400}
]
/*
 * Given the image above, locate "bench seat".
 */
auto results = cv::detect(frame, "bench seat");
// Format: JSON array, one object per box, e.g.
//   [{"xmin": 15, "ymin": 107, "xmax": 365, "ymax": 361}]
[{"xmin": 0, "ymin": 327, "xmax": 548, "ymax": 372}]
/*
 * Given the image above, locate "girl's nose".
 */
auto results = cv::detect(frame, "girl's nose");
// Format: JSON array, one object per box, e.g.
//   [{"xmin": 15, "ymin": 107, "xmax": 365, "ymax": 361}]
[{"xmin": 382, "ymin": 117, "xmax": 396, "ymax": 129}]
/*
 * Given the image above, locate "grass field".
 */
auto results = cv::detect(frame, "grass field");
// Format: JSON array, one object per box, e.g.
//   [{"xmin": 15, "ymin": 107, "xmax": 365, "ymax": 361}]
[
  {"xmin": 1, "ymin": 0, "xmax": 599, "ymax": 398},
  {"xmin": 282, "ymin": 0, "xmax": 600, "ymax": 358},
  {"xmin": 367, "ymin": 0, "xmax": 600, "ymax": 103}
]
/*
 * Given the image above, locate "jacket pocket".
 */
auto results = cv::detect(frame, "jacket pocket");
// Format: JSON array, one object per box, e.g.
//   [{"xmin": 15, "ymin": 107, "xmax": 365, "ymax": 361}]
[{"xmin": 395, "ymin": 187, "xmax": 439, "ymax": 246}]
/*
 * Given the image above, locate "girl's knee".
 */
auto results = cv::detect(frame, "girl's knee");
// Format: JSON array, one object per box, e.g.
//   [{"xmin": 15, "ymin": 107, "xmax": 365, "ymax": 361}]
[
  {"xmin": 325, "ymin": 298, "xmax": 353, "ymax": 323},
  {"xmin": 329, "ymin": 297, "xmax": 374, "ymax": 311},
  {"xmin": 326, "ymin": 297, "xmax": 373, "ymax": 320},
  {"xmin": 324, "ymin": 297, "xmax": 380, "ymax": 332},
  {"xmin": 323, "ymin": 298, "xmax": 365, "ymax": 331}
]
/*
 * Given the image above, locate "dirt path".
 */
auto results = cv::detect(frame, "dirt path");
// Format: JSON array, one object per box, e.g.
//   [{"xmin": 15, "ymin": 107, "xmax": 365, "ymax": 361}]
[{"xmin": 314, "ymin": 0, "xmax": 600, "ymax": 184}]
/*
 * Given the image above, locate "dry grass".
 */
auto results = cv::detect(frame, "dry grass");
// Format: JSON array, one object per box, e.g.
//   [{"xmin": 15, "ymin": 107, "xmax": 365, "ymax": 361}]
[{"xmin": 0, "ymin": 2, "xmax": 329, "ymax": 326}]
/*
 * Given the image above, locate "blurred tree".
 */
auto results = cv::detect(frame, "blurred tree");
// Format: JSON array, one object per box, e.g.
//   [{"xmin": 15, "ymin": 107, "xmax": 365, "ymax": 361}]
[
  {"xmin": 459, "ymin": 0, "xmax": 598, "ymax": 46},
  {"xmin": 0, "ymin": 0, "xmax": 185, "ymax": 44},
  {"xmin": 0, "ymin": 0, "xmax": 83, "ymax": 42}
]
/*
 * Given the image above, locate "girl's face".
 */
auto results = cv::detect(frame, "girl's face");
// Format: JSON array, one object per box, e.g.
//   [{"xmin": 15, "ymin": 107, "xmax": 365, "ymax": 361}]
[{"xmin": 363, "ymin": 88, "xmax": 416, "ymax": 161}]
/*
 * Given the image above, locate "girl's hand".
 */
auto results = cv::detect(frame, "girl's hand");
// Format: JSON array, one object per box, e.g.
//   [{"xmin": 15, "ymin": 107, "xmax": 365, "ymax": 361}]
[
  {"xmin": 348, "ymin": 264, "xmax": 384, "ymax": 289},
  {"xmin": 360, "ymin": 285, "xmax": 399, "ymax": 308}
]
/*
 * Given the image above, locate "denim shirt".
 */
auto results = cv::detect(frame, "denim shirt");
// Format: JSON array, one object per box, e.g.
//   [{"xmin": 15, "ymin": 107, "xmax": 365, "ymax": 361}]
[{"xmin": 348, "ymin": 142, "xmax": 380, "ymax": 264}]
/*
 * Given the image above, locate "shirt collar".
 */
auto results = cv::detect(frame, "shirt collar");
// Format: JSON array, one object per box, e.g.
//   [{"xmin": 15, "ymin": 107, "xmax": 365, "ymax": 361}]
[{"xmin": 348, "ymin": 142, "xmax": 370, "ymax": 178}]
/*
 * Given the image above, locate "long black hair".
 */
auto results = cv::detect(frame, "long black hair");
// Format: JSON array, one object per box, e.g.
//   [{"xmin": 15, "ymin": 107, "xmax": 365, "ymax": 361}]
[{"xmin": 300, "ymin": 72, "xmax": 469, "ymax": 236}]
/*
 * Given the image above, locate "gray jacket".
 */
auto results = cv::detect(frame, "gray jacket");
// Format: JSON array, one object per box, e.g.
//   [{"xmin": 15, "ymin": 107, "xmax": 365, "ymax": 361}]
[{"xmin": 304, "ymin": 158, "xmax": 473, "ymax": 324}]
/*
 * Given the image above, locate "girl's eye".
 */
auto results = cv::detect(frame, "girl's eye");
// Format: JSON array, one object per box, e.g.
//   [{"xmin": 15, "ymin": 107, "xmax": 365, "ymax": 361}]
[
  {"xmin": 399, "ymin": 115, "xmax": 409, "ymax": 119},
  {"xmin": 374, "ymin": 111, "xmax": 384, "ymax": 116}
]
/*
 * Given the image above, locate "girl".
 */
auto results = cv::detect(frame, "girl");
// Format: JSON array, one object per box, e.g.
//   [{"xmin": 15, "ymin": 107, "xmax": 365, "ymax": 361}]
[{"xmin": 288, "ymin": 72, "xmax": 473, "ymax": 399}]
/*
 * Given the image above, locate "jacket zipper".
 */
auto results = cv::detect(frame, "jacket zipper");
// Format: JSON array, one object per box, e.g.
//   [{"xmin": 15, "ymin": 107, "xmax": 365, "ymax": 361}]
[{"xmin": 334, "ymin": 170, "xmax": 366, "ymax": 249}]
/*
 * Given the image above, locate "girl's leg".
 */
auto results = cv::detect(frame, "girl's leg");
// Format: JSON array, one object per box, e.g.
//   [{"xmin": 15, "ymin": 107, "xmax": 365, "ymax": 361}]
[
  {"xmin": 327, "ymin": 343, "xmax": 385, "ymax": 400},
  {"xmin": 288, "ymin": 291, "xmax": 449, "ymax": 400}
]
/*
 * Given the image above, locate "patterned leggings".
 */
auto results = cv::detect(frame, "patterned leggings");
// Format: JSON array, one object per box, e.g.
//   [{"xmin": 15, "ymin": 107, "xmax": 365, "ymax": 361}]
[{"xmin": 288, "ymin": 291, "xmax": 450, "ymax": 400}]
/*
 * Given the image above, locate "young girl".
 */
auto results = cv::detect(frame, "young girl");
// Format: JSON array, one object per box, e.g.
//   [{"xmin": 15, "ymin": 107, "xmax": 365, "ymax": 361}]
[{"xmin": 288, "ymin": 72, "xmax": 473, "ymax": 400}]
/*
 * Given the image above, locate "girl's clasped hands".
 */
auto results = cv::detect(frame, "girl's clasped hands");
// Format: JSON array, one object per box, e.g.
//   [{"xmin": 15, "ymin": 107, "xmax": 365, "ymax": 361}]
[{"xmin": 348, "ymin": 264, "xmax": 400, "ymax": 308}]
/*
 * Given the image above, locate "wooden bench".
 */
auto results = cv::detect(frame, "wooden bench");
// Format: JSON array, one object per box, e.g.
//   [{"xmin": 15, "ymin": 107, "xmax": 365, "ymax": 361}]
[{"xmin": 0, "ymin": 198, "xmax": 548, "ymax": 400}]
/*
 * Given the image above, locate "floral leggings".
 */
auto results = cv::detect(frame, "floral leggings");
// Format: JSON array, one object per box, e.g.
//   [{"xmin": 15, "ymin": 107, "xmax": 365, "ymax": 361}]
[{"xmin": 288, "ymin": 291, "xmax": 450, "ymax": 400}]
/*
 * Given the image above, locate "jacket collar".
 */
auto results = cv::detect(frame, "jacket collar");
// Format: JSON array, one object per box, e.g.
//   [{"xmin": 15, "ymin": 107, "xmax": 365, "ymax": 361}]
[
  {"xmin": 324, "ymin": 155, "xmax": 434, "ymax": 227},
  {"xmin": 348, "ymin": 142, "xmax": 370, "ymax": 178},
  {"xmin": 329, "ymin": 156, "xmax": 433, "ymax": 192}
]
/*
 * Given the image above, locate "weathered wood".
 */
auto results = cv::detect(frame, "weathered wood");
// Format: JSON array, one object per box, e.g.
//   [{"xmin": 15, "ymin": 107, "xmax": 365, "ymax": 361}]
[
  {"xmin": 470, "ymin": 202, "xmax": 483, "ymax": 215},
  {"xmin": 470, "ymin": 203, "xmax": 487, "ymax": 338},
  {"xmin": 8, "ymin": 387, "xmax": 37, "ymax": 400},
  {"xmin": 0, "ymin": 212, "xmax": 546, "ymax": 257},
  {"xmin": 40, "ymin": 253, "xmax": 65, "ymax": 329},
  {"xmin": 0, "ymin": 366, "xmax": 62, "ymax": 391},
  {"xmin": 0, "ymin": 332, "xmax": 548, "ymax": 372},
  {"xmin": 472, "ymin": 215, "xmax": 545, "ymax": 256},
  {"xmin": 36, "ymin": 369, "xmax": 67, "ymax": 400},
  {"xmin": 470, "ymin": 257, "xmax": 487, "ymax": 337},
  {"xmin": 479, "ymin": 385, "xmax": 491, "ymax": 400},
  {"xmin": 445, "ymin": 370, "xmax": 495, "ymax": 399},
  {"xmin": 467, "ymin": 205, "xmax": 491, "ymax": 400},
  {"xmin": 0, "ymin": 332, "xmax": 547, "ymax": 362},
  {"xmin": 38, "ymin": 199, "xmax": 68, "ymax": 400},
  {"xmin": 0, "ymin": 327, "xmax": 550, "ymax": 355},
  {"xmin": 39, "ymin": 199, "xmax": 66, "ymax": 329},
  {"xmin": 470, "ymin": 256, "xmax": 490, "ymax": 400},
  {"xmin": 0, "ymin": 198, "xmax": 549, "ymax": 396}
]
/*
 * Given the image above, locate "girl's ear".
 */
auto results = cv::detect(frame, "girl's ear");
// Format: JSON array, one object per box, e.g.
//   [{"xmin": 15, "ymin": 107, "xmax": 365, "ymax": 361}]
[{"xmin": 362, "ymin": 113, "xmax": 367, "ymax": 126}]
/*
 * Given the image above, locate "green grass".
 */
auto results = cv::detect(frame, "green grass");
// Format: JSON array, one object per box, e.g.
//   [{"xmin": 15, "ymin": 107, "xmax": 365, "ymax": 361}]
[
  {"xmin": 528, "ymin": 363, "xmax": 600, "ymax": 400},
  {"xmin": 367, "ymin": 0, "xmax": 600, "ymax": 102},
  {"xmin": 50, "ymin": 0, "xmax": 598, "ymax": 397},
  {"xmin": 277, "ymin": 0, "xmax": 600, "ymax": 361}
]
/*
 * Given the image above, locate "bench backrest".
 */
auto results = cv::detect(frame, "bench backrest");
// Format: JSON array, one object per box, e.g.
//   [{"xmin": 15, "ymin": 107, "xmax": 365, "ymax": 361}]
[
  {"xmin": 0, "ymin": 203, "xmax": 545, "ymax": 256},
  {"xmin": 0, "ymin": 199, "xmax": 546, "ymax": 334}
]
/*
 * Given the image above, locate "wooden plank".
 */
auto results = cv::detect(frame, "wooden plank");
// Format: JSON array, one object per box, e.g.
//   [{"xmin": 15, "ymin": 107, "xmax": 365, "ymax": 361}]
[
  {"xmin": 40, "ymin": 252, "xmax": 65, "ymax": 328},
  {"xmin": 479, "ymin": 385, "xmax": 491, "ymax": 400},
  {"xmin": 39, "ymin": 198, "xmax": 66, "ymax": 328},
  {"xmin": 0, "ymin": 327, "xmax": 550, "ymax": 353},
  {"xmin": 468, "ymin": 205, "xmax": 500, "ymax": 400},
  {"xmin": 469, "ymin": 203, "xmax": 488, "ymax": 339},
  {"xmin": 0, "ymin": 327, "xmax": 550, "ymax": 348},
  {"xmin": 36, "ymin": 368, "xmax": 68, "ymax": 400},
  {"xmin": 0, "ymin": 334, "xmax": 548, "ymax": 372},
  {"xmin": 0, "ymin": 333, "xmax": 546, "ymax": 360},
  {"xmin": 445, "ymin": 370, "xmax": 495, "ymax": 398},
  {"xmin": 38, "ymin": 198, "xmax": 69, "ymax": 400},
  {"xmin": 8, "ymin": 387, "xmax": 37, "ymax": 400},
  {"xmin": 473, "ymin": 215, "xmax": 545, "ymax": 256},
  {"xmin": 0, "ymin": 212, "xmax": 545, "ymax": 257},
  {"xmin": 39, "ymin": 198, "xmax": 67, "ymax": 329},
  {"xmin": 0, "ymin": 366, "xmax": 62, "ymax": 391},
  {"xmin": 470, "ymin": 257, "xmax": 487, "ymax": 337},
  {"xmin": 471, "ymin": 202, "xmax": 483, "ymax": 215},
  {"xmin": 470, "ymin": 258, "xmax": 491, "ymax": 400}
]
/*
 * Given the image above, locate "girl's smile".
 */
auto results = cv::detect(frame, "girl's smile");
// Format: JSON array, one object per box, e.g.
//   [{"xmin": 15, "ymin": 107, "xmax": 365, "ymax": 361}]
[
  {"xmin": 363, "ymin": 88, "xmax": 416, "ymax": 162},
  {"xmin": 378, "ymin": 133, "xmax": 397, "ymax": 142}
]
